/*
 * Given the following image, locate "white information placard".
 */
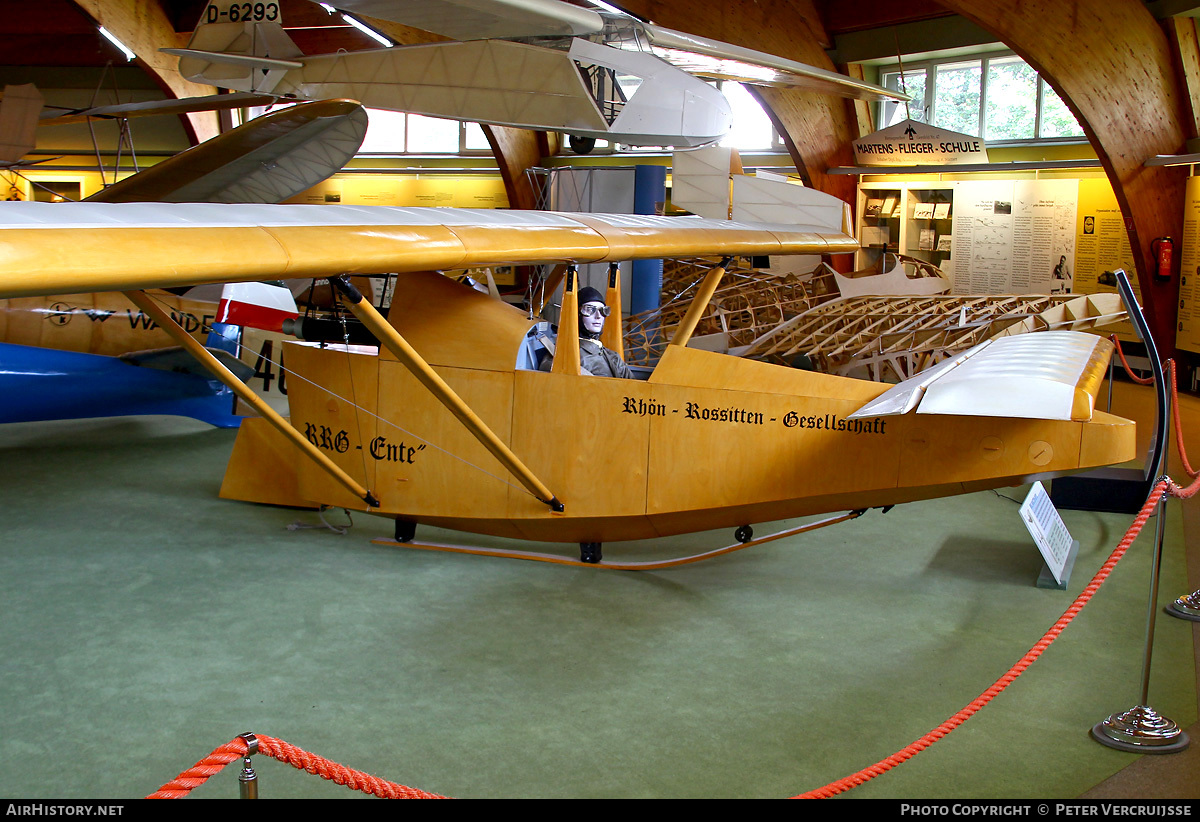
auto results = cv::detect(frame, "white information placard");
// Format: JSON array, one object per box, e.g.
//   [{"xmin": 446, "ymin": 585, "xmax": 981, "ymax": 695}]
[{"xmin": 1020, "ymin": 481, "xmax": 1074, "ymax": 585}]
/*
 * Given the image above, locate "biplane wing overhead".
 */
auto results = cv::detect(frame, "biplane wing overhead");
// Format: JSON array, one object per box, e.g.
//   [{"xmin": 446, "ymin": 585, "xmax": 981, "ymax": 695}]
[
  {"xmin": 84, "ymin": 99, "xmax": 368, "ymax": 204},
  {"xmin": 34, "ymin": 91, "xmax": 287, "ymax": 127}
]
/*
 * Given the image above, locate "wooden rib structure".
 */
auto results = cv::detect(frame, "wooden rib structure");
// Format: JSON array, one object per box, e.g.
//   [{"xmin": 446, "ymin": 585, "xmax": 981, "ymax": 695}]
[
  {"xmin": 623, "ymin": 257, "xmax": 841, "ymax": 366},
  {"xmin": 622, "ymin": 254, "xmax": 1125, "ymax": 382},
  {"xmin": 741, "ymin": 293, "xmax": 1126, "ymax": 382}
]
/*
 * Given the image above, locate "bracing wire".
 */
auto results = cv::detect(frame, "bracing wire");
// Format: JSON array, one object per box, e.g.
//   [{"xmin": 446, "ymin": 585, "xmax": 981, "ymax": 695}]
[{"xmin": 144, "ymin": 290, "xmax": 538, "ymax": 498}]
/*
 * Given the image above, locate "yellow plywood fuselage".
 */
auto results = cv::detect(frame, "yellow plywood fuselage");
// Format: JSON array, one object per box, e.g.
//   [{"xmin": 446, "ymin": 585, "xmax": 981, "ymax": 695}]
[{"xmin": 219, "ymin": 272, "xmax": 1137, "ymax": 544}]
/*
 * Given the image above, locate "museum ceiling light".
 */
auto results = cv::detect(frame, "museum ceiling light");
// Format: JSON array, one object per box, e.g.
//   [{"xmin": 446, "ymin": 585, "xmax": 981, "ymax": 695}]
[
  {"xmin": 1144, "ymin": 153, "xmax": 1200, "ymax": 168},
  {"xmin": 587, "ymin": 0, "xmax": 627, "ymax": 13},
  {"xmin": 342, "ymin": 13, "xmax": 393, "ymax": 47},
  {"xmin": 98, "ymin": 27, "xmax": 135, "ymax": 62}
]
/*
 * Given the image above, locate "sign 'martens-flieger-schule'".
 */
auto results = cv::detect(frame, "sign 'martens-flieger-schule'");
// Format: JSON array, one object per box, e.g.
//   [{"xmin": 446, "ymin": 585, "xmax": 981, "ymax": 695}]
[{"xmin": 853, "ymin": 118, "xmax": 989, "ymax": 166}]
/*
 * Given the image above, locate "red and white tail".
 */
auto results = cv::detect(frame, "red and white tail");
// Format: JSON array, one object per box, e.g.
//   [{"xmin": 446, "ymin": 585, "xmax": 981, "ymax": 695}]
[{"xmin": 216, "ymin": 281, "xmax": 298, "ymax": 333}]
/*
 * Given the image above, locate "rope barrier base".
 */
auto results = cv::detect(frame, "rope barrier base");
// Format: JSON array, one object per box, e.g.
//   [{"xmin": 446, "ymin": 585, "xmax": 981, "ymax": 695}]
[
  {"xmin": 148, "ymin": 733, "xmax": 447, "ymax": 799},
  {"xmin": 1091, "ymin": 706, "xmax": 1192, "ymax": 754},
  {"xmin": 1166, "ymin": 590, "xmax": 1200, "ymax": 622}
]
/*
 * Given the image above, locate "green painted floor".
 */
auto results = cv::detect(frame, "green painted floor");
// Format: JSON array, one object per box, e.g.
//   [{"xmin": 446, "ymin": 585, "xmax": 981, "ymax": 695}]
[{"xmin": 0, "ymin": 414, "xmax": 1196, "ymax": 799}]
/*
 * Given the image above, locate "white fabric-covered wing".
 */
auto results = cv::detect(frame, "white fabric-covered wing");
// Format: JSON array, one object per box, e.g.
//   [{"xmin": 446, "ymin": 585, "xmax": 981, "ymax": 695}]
[{"xmin": 847, "ymin": 331, "xmax": 1113, "ymax": 422}]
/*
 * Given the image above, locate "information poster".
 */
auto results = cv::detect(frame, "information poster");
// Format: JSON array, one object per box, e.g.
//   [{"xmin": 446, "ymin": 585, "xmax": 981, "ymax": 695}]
[
  {"xmin": 1073, "ymin": 178, "xmax": 1138, "ymax": 339},
  {"xmin": 1012, "ymin": 179, "xmax": 1078, "ymax": 294},
  {"xmin": 949, "ymin": 180, "xmax": 1077, "ymax": 295},
  {"xmin": 950, "ymin": 180, "xmax": 1015, "ymax": 294},
  {"xmin": 1176, "ymin": 176, "xmax": 1200, "ymax": 354}
]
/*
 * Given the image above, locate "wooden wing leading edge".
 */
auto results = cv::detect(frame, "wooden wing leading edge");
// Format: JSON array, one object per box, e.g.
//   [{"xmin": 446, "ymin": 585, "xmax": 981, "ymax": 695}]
[{"xmin": 0, "ymin": 202, "xmax": 858, "ymax": 300}]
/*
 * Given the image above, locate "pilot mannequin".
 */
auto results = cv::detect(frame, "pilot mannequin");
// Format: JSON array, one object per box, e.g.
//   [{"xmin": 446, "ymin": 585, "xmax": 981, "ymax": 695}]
[{"xmin": 539, "ymin": 286, "xmax": 633, "ymax": 379}]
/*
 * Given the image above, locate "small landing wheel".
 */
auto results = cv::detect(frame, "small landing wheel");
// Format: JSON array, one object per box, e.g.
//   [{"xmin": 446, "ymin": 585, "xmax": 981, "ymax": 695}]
[
  {"xmin": 569, "ymin": 134, "xmax": 597, "ymax": 154},
  {"xmin": 580, "ymin": 542, "xmax": 602, "ymax": 563},
  {"xmin": 734, "ymin": 525, "xmax": 753, "ymax": 544},
  {"xmin": 394, "ymin": 519, "xmax": 417, "ymax": 544}
]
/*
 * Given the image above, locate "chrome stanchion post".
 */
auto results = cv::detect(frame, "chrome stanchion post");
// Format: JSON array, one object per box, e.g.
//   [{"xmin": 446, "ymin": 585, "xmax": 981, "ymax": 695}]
[
  {"xmin": 1091, "ymin": 485, "xmax": 1188, "ymax": 752},
  {"xmin": 238, "ymin": 733, "xmax": 259, "ymax": 799},
  {"xmin": 1092, "ymin": 486, "xmax": 1190, "ymax": 752},
  {"xmin": 1092, "ymin": 274, "xmax": 1190, "ymax": 754}
]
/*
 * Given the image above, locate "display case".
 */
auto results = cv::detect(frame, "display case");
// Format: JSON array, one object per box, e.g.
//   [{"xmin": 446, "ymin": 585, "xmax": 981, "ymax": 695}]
[
  {"xmin": 856, "ymin": 182, "xmax": 956, "ymax": 278},
  {"xmin": 905, "ymin": 188, "xmax": 953, "ymax": 269}
]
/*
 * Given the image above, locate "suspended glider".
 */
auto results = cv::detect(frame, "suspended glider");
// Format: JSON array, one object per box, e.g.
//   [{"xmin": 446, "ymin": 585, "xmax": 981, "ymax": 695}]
[
  {"xmin": 164, "ymin": 0, "xmax": 906, "ymax": 150},
  {"xmin": 0, "ymin": 191, "xmax": 1136, "ymax": 559}
]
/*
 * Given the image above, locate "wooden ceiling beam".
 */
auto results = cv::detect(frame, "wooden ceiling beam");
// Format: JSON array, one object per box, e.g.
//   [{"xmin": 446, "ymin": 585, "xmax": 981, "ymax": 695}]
[
  {"xmin": 938, "ymin": 0, "xmax": 1186, "ymax": 358},
  {"xmin": 70, "ymin": 0, "xmax": 220, "ymax": 142},
  {"xmin": 815, "ymin": 0, "xmax": 956, "ymax": 36}
]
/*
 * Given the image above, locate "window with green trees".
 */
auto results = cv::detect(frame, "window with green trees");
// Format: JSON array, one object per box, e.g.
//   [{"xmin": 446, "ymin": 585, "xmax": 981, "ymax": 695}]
[{"xmin": 879, "ymin": 52, "xmax": 1084, "ymax": 142}]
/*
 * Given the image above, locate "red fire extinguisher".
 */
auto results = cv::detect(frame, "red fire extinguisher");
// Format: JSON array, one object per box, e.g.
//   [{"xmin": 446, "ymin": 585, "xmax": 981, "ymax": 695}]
[{"xmin": 1152, "ymin": 236, "xmax": 1173, "ymax": 280}]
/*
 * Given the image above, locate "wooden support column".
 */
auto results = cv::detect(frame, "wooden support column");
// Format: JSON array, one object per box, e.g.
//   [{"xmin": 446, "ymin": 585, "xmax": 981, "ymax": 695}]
[
  {"xmin": 70, "ymin": 0, "xmax": 219, "ymax": 143},
  {"xmin": 938, "ymin": 0, "xmax": 1188, "ymax": 358},
  {"xmin": 1167, "ymin": 16, "xmax": 1200, "ymax": 143}
]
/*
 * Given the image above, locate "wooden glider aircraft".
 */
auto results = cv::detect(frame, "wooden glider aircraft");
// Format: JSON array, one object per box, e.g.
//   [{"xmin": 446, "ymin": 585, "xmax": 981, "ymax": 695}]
[
  {"xmin": 165, "ymin": 0, "xmax": 906, "ymax": 150},
  {"xmin": 0, "ymin": 195, "xmax": 1136, "ymax": 562}
]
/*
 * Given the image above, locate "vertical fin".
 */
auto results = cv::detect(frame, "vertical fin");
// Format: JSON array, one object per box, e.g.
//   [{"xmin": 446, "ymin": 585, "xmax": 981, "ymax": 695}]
[{"xmin": 174, "ymin": 1, "xmax": 301, "ymax": 93}]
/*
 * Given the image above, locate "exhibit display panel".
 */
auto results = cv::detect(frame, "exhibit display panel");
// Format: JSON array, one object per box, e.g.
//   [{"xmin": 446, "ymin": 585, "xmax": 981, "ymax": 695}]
[
  {"xmin": 1177, "ymin": 175, "xmax": 1200, "ymax": 355},
  {"xmin": 857, "ymin": 177, "xmax": 1136, "ymax": 321}
]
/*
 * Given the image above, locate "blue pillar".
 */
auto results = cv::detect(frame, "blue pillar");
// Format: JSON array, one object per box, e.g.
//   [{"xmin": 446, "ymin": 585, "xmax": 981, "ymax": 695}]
[{"xmin": 631, "ymin": 164, "xmax": 666, "ymax": 316}]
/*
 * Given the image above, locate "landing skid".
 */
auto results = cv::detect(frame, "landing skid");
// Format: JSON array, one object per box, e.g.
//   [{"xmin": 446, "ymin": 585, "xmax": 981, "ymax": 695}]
[{"xmin": 371, "ymin": 511, "xmax": 864, "ymax": 571}]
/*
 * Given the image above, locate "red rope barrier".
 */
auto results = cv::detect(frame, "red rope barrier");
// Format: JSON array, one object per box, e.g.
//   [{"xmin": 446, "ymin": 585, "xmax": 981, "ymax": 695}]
[
  {"xmin": 798, "ymin": 345, "xmax": 1200, "ymax": 797},
  {"xmin": 794, "ymin": 479, "xmax": 1169, "ymax": 799},
  {"xmin": 148, "ymin": 734, "xmax": 447, "ymax": 799},
  {"xmin": 148, "ymin": 348, "xmax": 1197, "ymax": 801},
  {"xmin": 1110, "ymin": 334, "xmax": 1155, "ymax": 385}
]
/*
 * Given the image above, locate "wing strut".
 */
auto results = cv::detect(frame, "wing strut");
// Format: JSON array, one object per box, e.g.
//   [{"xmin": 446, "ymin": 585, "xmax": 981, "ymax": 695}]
[
  {"xmin": 551, "ymin": 266, "xmax": 582, "ymax": 377},
  {"xmin": 327, "ymin": 276, "xmax": 564, "ymax": 512},
  {"xmin": 600, "ymin": 262, "xmax": 624, "ymax": 358},
  {"xmin": 669, "ymin": 256, "xmax": 732, "ymax": 349},
  {"xmin": 122, "ymin": 290, "xmax": 381, "ymax": 509}
]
